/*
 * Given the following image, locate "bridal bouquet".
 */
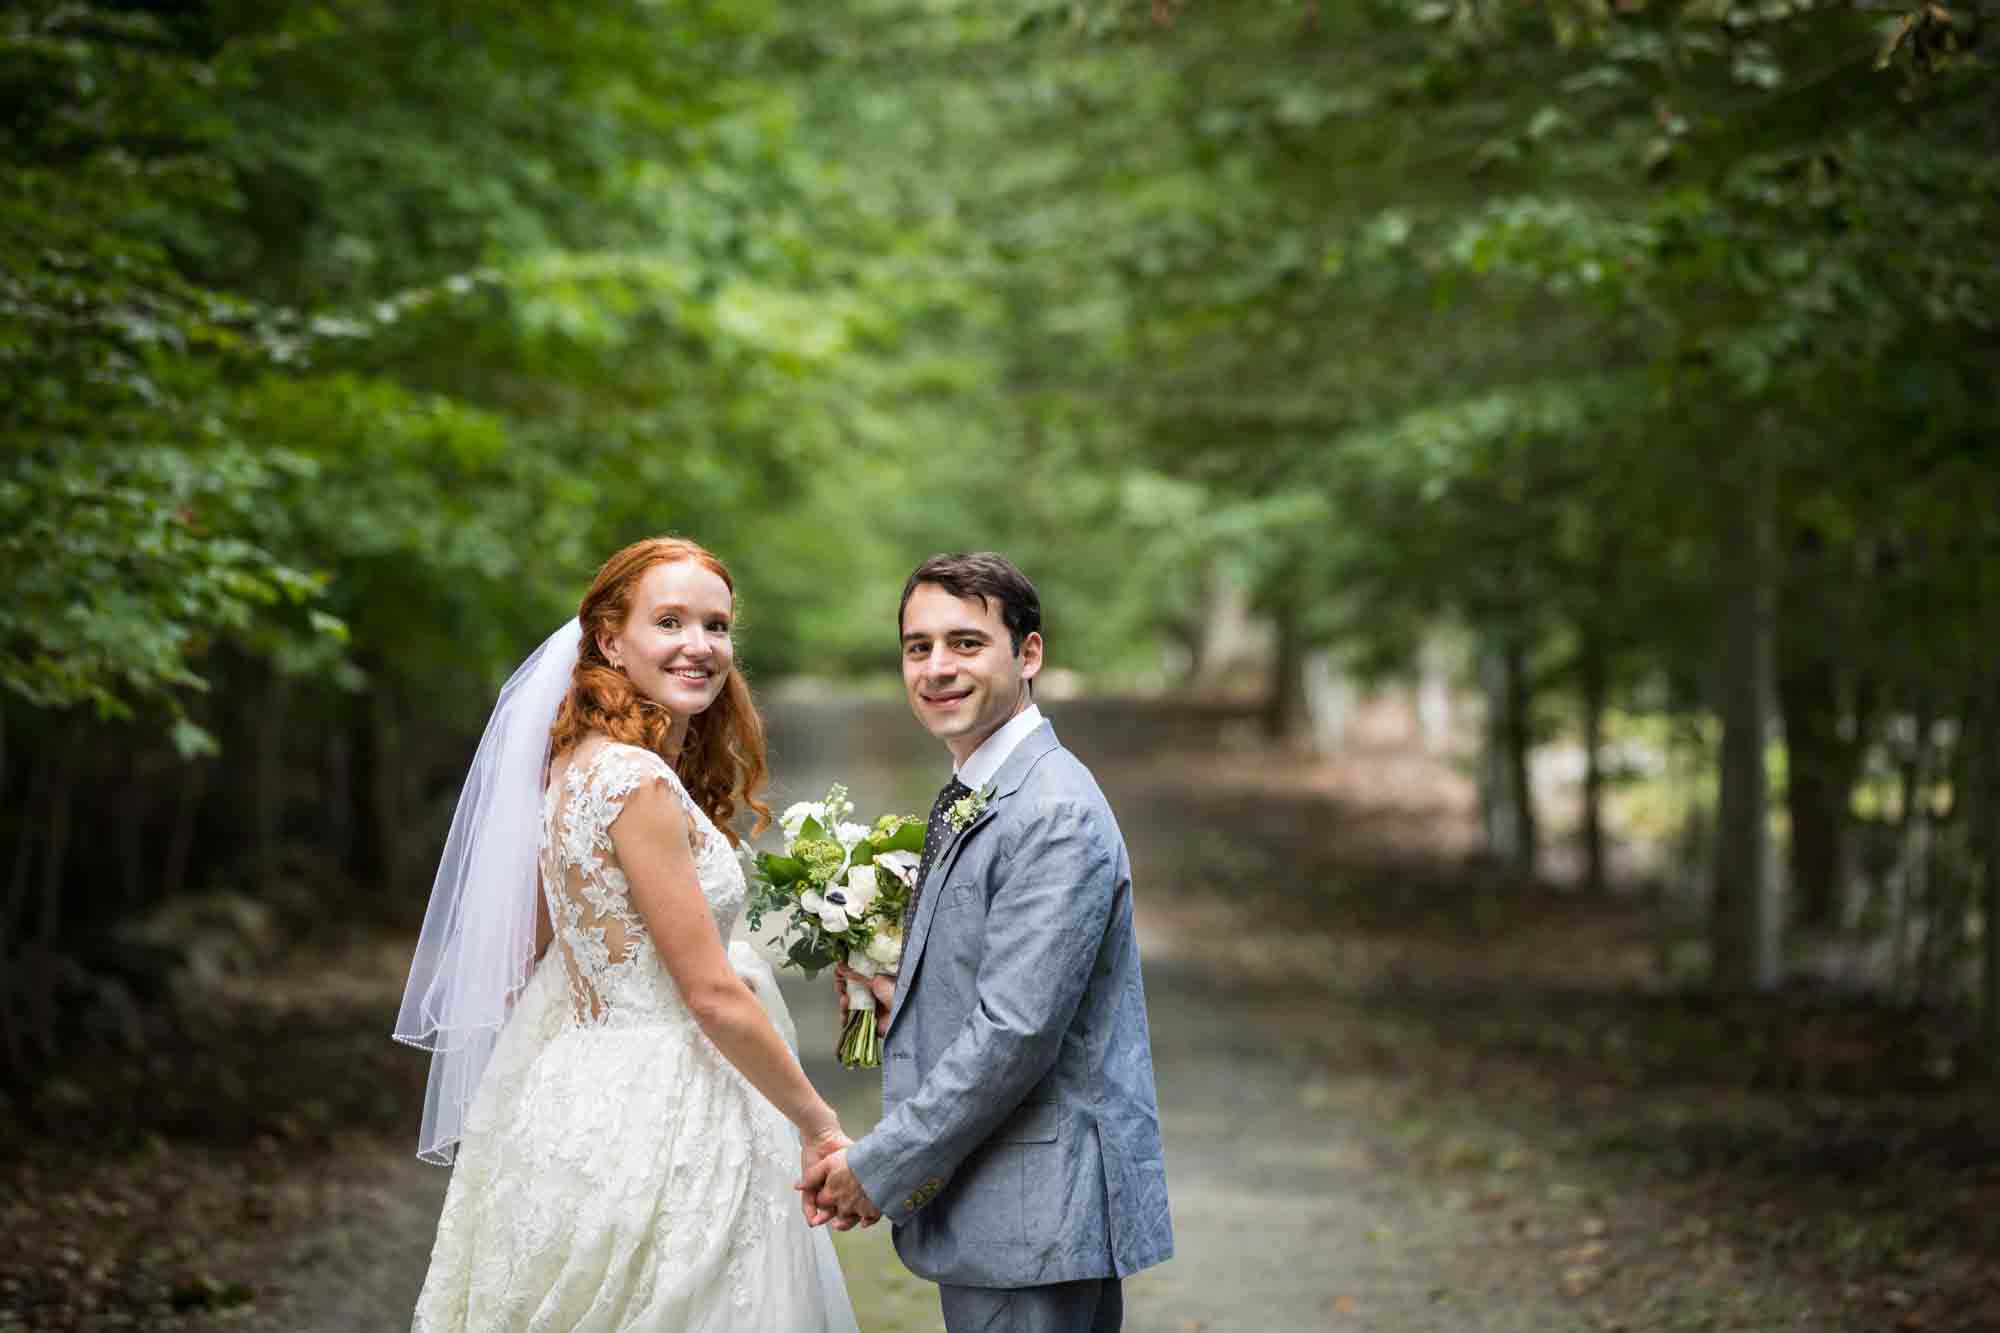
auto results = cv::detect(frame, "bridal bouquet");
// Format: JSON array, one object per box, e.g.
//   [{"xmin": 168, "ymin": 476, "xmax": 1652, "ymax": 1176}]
[{"xmin": 745, "ymin": 784, "xmax": 924, "ymax": 1068}]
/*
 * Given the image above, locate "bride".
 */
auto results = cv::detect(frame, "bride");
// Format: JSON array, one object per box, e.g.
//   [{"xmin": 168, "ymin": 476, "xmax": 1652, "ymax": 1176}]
[{"xmin": 394, "ymin": 536, "xmax": 859, "ymax": 1332}]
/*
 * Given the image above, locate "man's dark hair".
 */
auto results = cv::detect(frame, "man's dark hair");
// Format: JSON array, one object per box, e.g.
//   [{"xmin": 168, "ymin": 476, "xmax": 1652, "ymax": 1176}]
[{"xmin": 899, "ymin": 552, "xmax": 1042, "ymax": 654}]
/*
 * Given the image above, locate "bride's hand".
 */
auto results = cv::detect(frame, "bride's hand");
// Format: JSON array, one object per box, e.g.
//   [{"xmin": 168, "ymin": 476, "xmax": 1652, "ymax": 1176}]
[
  {"xmin": 797, "ymin": 1142, "xmax": 880, "ymax": 1231},
  {"xmin": 799, "ymin": 1128, "xmax": 851, "ymax": 1227}
]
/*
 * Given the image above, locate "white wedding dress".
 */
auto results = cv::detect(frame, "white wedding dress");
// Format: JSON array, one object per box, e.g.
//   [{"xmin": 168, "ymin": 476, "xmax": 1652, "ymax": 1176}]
[{"xmin": 412, "ymin": 741, "xmax": 858, "ymax": 1332}]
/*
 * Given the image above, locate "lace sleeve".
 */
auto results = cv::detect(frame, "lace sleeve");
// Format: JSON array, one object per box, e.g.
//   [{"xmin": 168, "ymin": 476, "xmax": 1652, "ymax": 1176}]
[{"xmin": 594, "ymin": 745, "xmax": 711, "ymax": 857}]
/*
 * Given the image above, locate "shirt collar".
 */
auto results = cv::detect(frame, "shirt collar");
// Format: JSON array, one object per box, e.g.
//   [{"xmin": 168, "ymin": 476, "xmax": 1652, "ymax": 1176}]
[{"xmin": 955, "ymin": 703, "xmax": 1044, "ymax": 791}]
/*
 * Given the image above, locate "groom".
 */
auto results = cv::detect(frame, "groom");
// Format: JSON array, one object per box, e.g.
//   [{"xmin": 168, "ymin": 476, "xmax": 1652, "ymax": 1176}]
[{"xmin": 799, "ymin": 552, "xmax": 1173, "ymax": 1332}]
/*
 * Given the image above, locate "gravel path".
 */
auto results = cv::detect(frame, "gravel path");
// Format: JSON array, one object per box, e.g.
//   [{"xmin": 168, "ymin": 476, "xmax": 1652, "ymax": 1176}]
[
  {"xmin": 257, "ymin": 706, "xmax": 1597, "ymax": 1333},
  {"xmin": 6, "ymin": 700, "xmax": 1871, "ymax": 1331}
]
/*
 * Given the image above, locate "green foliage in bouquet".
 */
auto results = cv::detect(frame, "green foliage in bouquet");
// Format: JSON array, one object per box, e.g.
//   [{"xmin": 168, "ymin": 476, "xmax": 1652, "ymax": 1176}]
[{"xmin": 747, "ymin": 788, "xmax": 924, "ymax": 980}]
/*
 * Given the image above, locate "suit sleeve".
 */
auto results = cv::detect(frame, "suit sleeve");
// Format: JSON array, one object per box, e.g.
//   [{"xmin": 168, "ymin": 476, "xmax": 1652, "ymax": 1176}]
[{"xmin": 847, "ymin": 797, "xmax": 1115, "ymax": 1222}]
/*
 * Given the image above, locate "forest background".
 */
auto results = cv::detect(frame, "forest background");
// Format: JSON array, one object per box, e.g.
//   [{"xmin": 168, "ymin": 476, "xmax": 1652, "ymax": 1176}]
[{"xmin": 2, "ymin": 0, "xmax": 1997, "ymax": 1109}]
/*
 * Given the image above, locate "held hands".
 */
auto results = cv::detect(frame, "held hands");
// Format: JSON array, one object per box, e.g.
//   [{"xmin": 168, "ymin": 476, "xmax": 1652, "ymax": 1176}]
[
  {"xmin": 796, "ymin": 1138, "xmax": 881, "ymax": 1231},
  {"xmin": 803, "ymin": 967, "xmax": 889, "ymax": 1229},
  {"xmin": 798, "ymin": 1129, "xmax": 858, "ymax": 1228}
]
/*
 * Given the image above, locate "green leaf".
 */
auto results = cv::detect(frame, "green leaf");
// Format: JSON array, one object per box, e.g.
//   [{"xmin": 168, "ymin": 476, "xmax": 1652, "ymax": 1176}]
[
  {"xmin": 758, "ymin": 853, "xmax": 805, "ymax": 886},
  {"xmin": 878, "ymin": 819, "xmax": 925, "ymax": 854},
  {"xmin": 308, "ymin": 609, "xmax": 350, "ymax": 643},
  {"xmin": 786, "ymin": 934, "xmax": 834, "ymax": 979},
  {"xmin": 171, "ymin": 718, "xmax": 220, "ymax": 759}
]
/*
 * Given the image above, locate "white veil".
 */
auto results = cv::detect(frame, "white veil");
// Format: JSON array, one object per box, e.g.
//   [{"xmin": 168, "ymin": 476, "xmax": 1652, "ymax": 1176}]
[{"xmin": 393, "ymin": 618, "xmax": 583, "ymax": 1164}]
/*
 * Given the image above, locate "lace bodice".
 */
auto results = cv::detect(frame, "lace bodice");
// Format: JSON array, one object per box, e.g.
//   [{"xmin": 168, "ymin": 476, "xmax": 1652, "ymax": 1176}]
[
  {"xmin": 417, "ymin": 735, "xmax": 855, "ymax": 1332},
  {"xmin": 539, "ymin": 741, "xmax": 746, "ymax": 1030}
]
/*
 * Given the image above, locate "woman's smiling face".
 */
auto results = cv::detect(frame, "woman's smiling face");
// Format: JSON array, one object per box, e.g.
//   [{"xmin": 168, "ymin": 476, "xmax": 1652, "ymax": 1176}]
[{"xmin": 598, "ymin": 558, "xmax": 734, "ymax": 719}]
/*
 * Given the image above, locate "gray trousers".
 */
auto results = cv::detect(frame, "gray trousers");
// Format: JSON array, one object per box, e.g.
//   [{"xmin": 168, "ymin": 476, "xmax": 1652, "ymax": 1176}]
[{"xmin": 939, "ymin": 1279, "xmax": 1122, "ymax": 1333}]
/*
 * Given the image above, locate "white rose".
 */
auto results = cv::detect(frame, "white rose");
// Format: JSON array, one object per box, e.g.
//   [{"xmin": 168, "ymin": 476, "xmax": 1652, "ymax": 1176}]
[
  {"xmin": 864, "ymin": 926, "xmax": 903, "ymax": 970},
  {"xmin": 873, "ymin": 850, "xmax": 920, "ymax": 887},
  {"xmin": 843, "ymin": 864, "xmax": 881, "ymax": 916},
  {"xmin": 780, "ymin": 802, "xmax": 822, "ymax": 839}
]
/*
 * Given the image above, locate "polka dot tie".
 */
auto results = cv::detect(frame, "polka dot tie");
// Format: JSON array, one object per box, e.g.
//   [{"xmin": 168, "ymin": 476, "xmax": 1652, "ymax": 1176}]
[{"xmin": 906, "ymin": 777, "xmax": 972, "ymax": 928}]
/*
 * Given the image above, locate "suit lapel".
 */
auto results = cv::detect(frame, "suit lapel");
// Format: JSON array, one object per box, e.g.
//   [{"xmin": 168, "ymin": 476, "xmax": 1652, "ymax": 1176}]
[{"xmin": 886, "ymin": 722, "xmax": 1059, "ymax": 1033}]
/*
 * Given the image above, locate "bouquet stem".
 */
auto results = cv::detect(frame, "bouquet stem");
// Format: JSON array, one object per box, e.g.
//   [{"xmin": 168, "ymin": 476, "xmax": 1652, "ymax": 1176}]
[{"xmin": 838, "ymin": 976, "xmax": 882, "ymax": 1068}]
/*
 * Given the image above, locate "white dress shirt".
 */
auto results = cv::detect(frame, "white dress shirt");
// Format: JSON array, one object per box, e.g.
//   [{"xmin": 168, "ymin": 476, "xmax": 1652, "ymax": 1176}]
[{"xmin": 955, "ymin": 703, "xmax": 1044, "ymax": 790}]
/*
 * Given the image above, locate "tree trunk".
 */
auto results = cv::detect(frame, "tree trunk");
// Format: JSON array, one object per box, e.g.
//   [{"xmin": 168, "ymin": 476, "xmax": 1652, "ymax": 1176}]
[
  {"xmin": 27, "ymin": 733, "xmax": 83, "ymax": 1058},
  {"xmin": 325, "ymin": 726, "xmax": 353, "ymax": 866},
  {"xmin": 255, "ymin": 672, "xmax": 294, "ymax": 884},
  {"xmin": 120, "ymin": 775, "xmax": 146, "ymax": 909},
  {"xmin": 1187, "ymin": 561, "xmax": 1245, "ymax": 694},
  {"xmin": 1779, "ymin": 650, "xmax": 1853, "ymax": 931},
  {"xmin": 161, "ymin": 757, "xmax": 211, "ymax": 905},
  {"xmin": 3, "ymin": 746, "xmax": 45, "ymax": 947},
  {"xmin": 1481, "ymin": 638, "xmax": 1538, "ymax": 877},
  {"xmin": 1660, "ymin": 717, "xmax": 1711, "ymax": 985},
  {"xmin": 349, "ymin": 690, "xmax": 389, "ymax": 886},
  {"xmin": 35, "ymin": 736, "xmax": 79, "ymax": 948},
  {"xmin": 1917, "ymin": 708, "xmax": 1971, "ymax": 1005},
  {"xmin": 1262, "ymin": 598, "xmax": 1313, "ymax": 745},
  {"xmin": 1709, "ymin": 458, "xmax": 1783, "ymax": 993},
  {"xmin": 1579, "ymin": 624, "xmax": 1609, "ymax": 896},
  {"xmin": 1, "ymin": 739, "xmax": 47, "ymax": 1078},
  {"xmin": 1482, "ymin": 648, "xmax": 1513, "ymax": 866},
  {"xmin": 1887, "ymin": 700, "xmax": 1933, "ymax": 1000},
  {"xmin": 1416, "ymin": 631, "xmax": 1453, "ymax": 754},
  {"xmin": 362, "ymin": 689, "xmax": 408, "ymax": 890},
  {"xmin": 1301, "ymin": 651, "xmax": 1352, "ymax": 752},
  {"xmin": 1505, "ymin": 635, "xmax": 1536, "ymax": 877},
  {"xmin": 1983, "ymin": 670, "xmax": 2000, "ymax": 1069}
]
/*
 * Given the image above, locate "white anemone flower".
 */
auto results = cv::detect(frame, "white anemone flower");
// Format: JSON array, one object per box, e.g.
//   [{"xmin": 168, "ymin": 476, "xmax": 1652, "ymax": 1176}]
[
  {"xmin": 801, "ymin": 886, "xmax": 854, "ymax": 935},
  {"xmin": 842, "ymin": 864, "xmax": 881, "ymax": 916},
  {"xmin": 872, "ymin": 850, "xmax": 920, "ymax": 888}
]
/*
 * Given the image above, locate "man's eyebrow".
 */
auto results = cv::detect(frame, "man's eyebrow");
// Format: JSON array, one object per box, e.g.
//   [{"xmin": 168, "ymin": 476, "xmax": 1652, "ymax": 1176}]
[{"xmin": 901, "ymin": 626, "xmax": 991, "ymax": 643}]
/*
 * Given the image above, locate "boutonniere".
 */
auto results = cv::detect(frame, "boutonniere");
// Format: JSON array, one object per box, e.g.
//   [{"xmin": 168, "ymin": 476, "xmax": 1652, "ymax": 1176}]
[{"xmin": 947, "ymin": 783, "xmax": 994, "ymax": 833}]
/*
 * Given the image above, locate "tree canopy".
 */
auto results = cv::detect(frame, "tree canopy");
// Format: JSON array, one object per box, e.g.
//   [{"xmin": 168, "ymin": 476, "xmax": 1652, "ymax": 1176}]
[{"xmin": 3, "ymin": 0, "xmax": 1996, "ymax": 1039}]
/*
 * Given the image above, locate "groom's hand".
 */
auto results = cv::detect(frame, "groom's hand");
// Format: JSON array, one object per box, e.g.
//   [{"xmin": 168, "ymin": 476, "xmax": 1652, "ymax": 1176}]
[
  {"xmin": 835, "ymin": 963, "xmax": 896, "ymax": 1036},
  {"xmin": 798, "ymin": 1130, "xmax": 852, "ymax": 1229},
  {"xmin": 796, "ymin": 1147, "xmax": 880, "ymax": 1230}
]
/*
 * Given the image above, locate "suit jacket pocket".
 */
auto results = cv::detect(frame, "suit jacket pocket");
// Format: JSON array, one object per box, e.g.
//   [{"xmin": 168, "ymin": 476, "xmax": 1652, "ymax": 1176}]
[
  {"xmin": 934, "ymin": 879, "xmax": 981, "ymax": 914},
  {"xmin": 992, "ymin": 1100, "xmax": 1058, "ymax": 1144}
]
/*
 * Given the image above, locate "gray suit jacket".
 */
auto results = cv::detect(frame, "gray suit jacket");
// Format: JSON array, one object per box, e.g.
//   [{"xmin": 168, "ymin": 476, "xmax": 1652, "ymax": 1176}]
[{"xmin": 847, "ymin": 721, "xmax": 1174, "ymax": 1288}]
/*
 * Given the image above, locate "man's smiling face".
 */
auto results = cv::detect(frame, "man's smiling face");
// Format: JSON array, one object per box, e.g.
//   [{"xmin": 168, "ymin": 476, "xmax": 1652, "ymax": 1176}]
[{"xmin": 899, "ymin": 581, "xmax": 1042, "ymax": 765}]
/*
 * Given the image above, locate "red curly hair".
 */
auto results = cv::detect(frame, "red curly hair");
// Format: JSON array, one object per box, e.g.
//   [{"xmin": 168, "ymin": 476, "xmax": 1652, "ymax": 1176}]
[{"xmin": 548, "ymin": 537, "xmax": 771, "ymax": 844}]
